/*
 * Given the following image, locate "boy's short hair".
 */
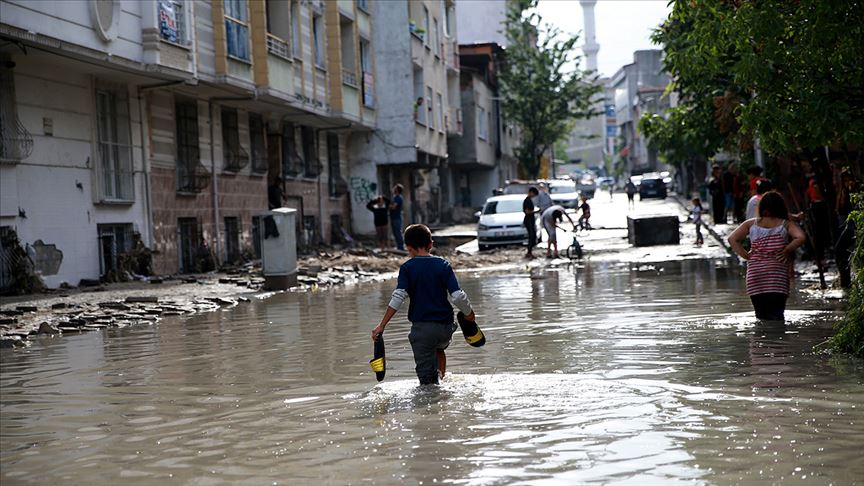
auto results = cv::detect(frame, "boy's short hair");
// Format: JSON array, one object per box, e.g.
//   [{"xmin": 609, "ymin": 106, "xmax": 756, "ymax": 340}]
[
  {"xmin": 528, "ymin": 186, "xmax": 539, "ymax": 196},
  {"xmin": 393, "ymin": 184, "xmax": 404, "ymax": 194},
  {"xmin": 552, "ymin": 210, "xmax": 563, "ymax": 221},
  {"xmin": 404, "ymin": 224, "xmax": 432, "ymax": 249}
]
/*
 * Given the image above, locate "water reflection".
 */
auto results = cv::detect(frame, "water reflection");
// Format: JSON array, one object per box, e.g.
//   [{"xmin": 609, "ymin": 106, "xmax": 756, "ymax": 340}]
[{"xmin": 1, "ymin": 259, "xmax": 861, "ymax": 484}]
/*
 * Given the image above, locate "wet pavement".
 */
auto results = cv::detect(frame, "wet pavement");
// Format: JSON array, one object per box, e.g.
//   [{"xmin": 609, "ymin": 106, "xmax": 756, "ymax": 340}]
[{"xmin": 1, "ymin": 191, "xmax": 861, "ymax": 485}]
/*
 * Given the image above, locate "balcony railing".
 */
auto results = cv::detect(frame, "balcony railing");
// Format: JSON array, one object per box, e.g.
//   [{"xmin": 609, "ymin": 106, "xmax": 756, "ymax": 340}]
[
  {"xmin": 342, "ymin": 69, "xmax": 358, "ymax": 88},
  {"xmin": 223, "ymin": 145, "xmax": 250, "ymax": 172},
  {"xmin": 177, "ymin": 162, "xmax": 211, "ymax": 193},
  {"xmin": 0, "ymin": 115, "xmax": 33, "ymax": 164},
  {"xmin": 266, "ymin": 34, "xmax": 291, "ymax": 61}
]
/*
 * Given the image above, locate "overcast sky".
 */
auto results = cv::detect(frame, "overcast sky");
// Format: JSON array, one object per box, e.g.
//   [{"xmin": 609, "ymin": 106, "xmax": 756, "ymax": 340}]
[{"xmin": 535, "ymin": 0, "xmax": 671, "ymax": 78}]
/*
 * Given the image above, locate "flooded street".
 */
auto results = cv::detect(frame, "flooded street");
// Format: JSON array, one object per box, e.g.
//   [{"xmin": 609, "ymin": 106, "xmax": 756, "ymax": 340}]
[{"xmin": 2, "ymin": 253, "xmax": 862, "ymax": 484}]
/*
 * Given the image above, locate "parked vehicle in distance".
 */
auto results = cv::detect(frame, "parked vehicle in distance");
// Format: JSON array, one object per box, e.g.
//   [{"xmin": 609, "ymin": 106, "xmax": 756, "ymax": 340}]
[
  {"xmin": 638, "ymin": 173, "xmax": 668, "ymax": 199},
  {"xmin": 477, "ymin": 195, "xmax": 541, "ymax": 251},
  {"xmin": 547, "ymin": 179, "xmax": 580, "ymax": 209},
  {"xmin": 575, "ymin": 174, "xmax": 597, "ymax": 199},
  {"xmin": 503, "ymin": 180, "xmax": 537, "ymax": 195}
]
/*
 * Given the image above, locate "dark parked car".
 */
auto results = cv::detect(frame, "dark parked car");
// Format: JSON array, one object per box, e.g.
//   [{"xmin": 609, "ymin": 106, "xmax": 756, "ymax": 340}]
[{"xmin": 638, "ymin": 174, "xmax": 667, "ymax": 199}]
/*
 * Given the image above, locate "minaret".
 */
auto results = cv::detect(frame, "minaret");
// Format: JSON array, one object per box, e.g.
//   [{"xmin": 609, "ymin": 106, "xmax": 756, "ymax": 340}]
[{"xmin": 580, "ymin": 0, "xmax": 599, "ymax": 73}]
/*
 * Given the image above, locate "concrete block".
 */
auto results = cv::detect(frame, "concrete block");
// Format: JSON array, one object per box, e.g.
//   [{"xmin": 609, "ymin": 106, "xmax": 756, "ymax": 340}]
[{"xmin": 627, "ymin": 215, "xmax": 680, "ymax": 247}]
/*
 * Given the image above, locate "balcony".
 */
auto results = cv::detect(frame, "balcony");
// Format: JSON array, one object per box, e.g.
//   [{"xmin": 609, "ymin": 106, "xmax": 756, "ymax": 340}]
[
  {"xmin": 0, "ymin": 116, "xmax": 33, "ymax": 164},
  {"xmin": 443, "ymin": 38, "xmax": 459, "ymax": 73},
  {"xmin": 446, "ymin": 107, "xmax": 463, "ymax": 136}
]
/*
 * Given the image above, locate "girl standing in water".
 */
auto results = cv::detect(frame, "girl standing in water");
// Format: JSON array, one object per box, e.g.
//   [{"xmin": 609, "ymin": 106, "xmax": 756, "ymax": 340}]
[
  {"xmin": 727, "ymin": 191, "xmax": 807, "ymax": 321},
  {"xmin": 691, "ymin": 197, "xmax": 704, "ymax": 246}
]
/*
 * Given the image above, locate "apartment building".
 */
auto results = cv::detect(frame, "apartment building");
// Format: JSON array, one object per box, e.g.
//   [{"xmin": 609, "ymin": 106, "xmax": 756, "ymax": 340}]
[
  {"xmin": 352, "ymin": 0, "xmax": 457, "ymax": 234},
  {"xmin": 446, "ymin": 42, "xmax": 518, "ymax": 220},
  {"xmin": 0, "ymin": 0, "xmax": 189, "ymax": 288},
  {"xmin": 0, "ymin": 0, "xmax": 377, "ymax": 285}
]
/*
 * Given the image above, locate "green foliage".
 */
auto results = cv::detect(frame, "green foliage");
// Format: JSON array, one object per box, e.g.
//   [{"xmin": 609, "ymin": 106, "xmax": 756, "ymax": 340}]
[
  {"xmin": 499, "ymin": 0, "xmax": 601, "ymax": 178},
  {"xmin": 650, "ymin": 0, "xmax": 864, "ymax": 159},
  {"xmin": 829, "ymin": 192, "xmax": 864, "ymax": 358}
]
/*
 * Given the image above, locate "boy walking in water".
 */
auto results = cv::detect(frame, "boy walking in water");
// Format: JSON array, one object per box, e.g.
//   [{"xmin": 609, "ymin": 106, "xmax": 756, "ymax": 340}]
[{"xmin": 371, "ymin": 224, "xmax": 476, "ymax": 385}]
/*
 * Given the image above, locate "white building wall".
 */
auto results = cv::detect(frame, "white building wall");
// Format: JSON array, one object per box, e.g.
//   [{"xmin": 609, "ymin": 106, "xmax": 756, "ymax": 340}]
[
  {"xmin": 455, "ymin": 0, "xmax": 508, "ymax": 46},
  {"xmin": 0, "ymin": 54, "xmax": 150, "ymax": 288}
]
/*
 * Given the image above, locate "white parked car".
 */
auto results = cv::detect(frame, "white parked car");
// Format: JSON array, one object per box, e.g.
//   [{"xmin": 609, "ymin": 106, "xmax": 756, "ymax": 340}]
[
  {"xmin": 547, "ymin": 180, "xmax": 580, "ymax": 209},
  {"xmin": 477, "ymin": 195, "xmax": 541, "ymax": 251}
]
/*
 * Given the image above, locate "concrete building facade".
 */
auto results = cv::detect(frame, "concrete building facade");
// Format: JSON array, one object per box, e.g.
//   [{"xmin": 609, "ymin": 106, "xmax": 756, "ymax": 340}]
[
  {"xmin": 0, "ymin": 0, "xmax": 188, "ymax": 288},
  {"xmin": 352, "ymin": 0, "xmax": 457, "ymax": 233},
  {"xmin": 609, "ymin": 49, "xmax": 670, "ymax": 175},
  {"xmin": 0, "ymin": 0, "xmax": 378, "ymax": 286},
  {"xmin": 446, "ymin": 42, "xmax": 518, "ymax": 218}
]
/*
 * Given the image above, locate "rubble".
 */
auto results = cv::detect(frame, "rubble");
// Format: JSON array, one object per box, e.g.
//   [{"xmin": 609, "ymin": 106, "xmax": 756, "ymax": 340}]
[{"xmin": 0, "ymin": 243, "xmax": 530, "ymax": 347}]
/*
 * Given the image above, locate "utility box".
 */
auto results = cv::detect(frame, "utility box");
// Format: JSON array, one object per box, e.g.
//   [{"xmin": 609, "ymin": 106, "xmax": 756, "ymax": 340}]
[
  {"xmin": 260, "ymin": 208, "xmax": 298, "ymax": 290},
  {"xmin": 627, "ymin": 214, "xmax": 680, "ymax": 247}
]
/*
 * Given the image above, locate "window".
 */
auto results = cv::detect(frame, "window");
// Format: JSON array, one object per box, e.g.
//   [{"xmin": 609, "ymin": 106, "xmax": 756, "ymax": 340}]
[
  {"xmin": 221, "ymin": 107, "xmax": 248, "ymax": 172},
  {"xmin": 224, "ymin": 0, "xmax": 249, "ymax": 61},
  {"xmin": 436, "ymin": 92, "xmax": 444, "ymax": 132},
  {"xmin": 178, "ymin": 217, "xmax": 200, "ymax": 273},
  {"xmin": 224, "ymin": 216, "xmax": 240, "ymax": 263},
  {"xmin": 444, "ymin": 3, "xmax": 452, "ymax": 37},
  {"xmin": 290, "ymin": 0, "xmax": 301, "ymax": 58},
  {"xmin": 265, "ymin": 0, "xmax": 291, "ymax": 58},
  {"xmin": 432, "ymin": 18, "xmax": 439, "ymax": 56},
  {"xmin": 249, "ymin": 113, "xmax": 267, "ymax": 174},
  {"xmin": 477, "ymin": 105, "xmax": 488, "ymax": 141},
  {"xmin": 313, "ymin": 13, "xmax": 325, "ymax": 68},
  {"xmin": 426, "ymin": 86, "xmax": 433, "ymax": 129},
  {"xmin": 95, "ymin": 82, "xmax": 134, "ymax": 201},
  {"xmin": 413, "ymin": 67, "xmax": 425, "ymax": 125},
  {"xmin": 423, "ymin": 7, "xmax": 430, "ymax": 45},
  {"xmin": 327, "ymin": 133, "xmax": 345, "ymax": 197},
  {"xmin": 488, "ymin": 111, "xmax": 494, "ymax": 144},
  {"xmin": 175, "ymin": 98, "xmax": 203, "ymax": 192},
  {"xmin": 158, "ymin": 0, "xmax": 186, "ymax": 44},
  {"xmin": 360, "ymin": 39, "xmax": 374, "ymax": 107},
  {"xmin": 281, "ymin": 122, "xmax": 301, "ymax": 177},
  {"xmin": 357, "ymin": 0, "xmax": 369, "ymax": 13},
  {"xmin": 340, "ymin": 16, "xmax": 355, "ymax": 77},
  {"xmin": 301, "ymin": 126, "xmax": 318, "ymax": 177},
  {"xmin": 97, "ymin": 223, "xmax": 133, "ymax": 277}
]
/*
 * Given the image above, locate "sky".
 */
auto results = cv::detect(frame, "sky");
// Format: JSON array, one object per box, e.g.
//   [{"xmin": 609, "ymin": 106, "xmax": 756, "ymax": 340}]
[{"xmin": 535, "ymin": 0, "xmax": 671, "ymax": 78}]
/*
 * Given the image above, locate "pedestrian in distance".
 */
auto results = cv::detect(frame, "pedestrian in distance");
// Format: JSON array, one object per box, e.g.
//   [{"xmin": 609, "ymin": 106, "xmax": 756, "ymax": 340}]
[
  {"xmin": 834, "ymin": 169, "xmax": 859, "ymax": 288},
  {"xmin": 371, "ymin": 224, "xmax": 476, "ymax": 385},
  {"xmin": 727, "ymin": 191, "xmax": 807, "ymax": 321},
  {"xmin": 745, "ymin": 179, "xmax": 773, "ymax": 220},
  {"xmin": 723, "ymin": 163, "xmax": 736, "ymax": 223},
  {"xmin": 690, "ymin": 197, "xmax": 704, "ymax": 246},
  {"xmin": 366, "ymin": 195, "xmax": 391, "ymax": 249},
  {"xmin": 523, "ymin": 187, "xmax": 539, "ymax": 259},
  {"xmin": 625, "ymin": 179, "xmax": 637, "ymax": 209},
  {"xmin": 578, "ymin": 195, "xmax": 592, "ymax": 231},
  {"xmin": 534, "ymin": 182, "xmax": 554, "ymax": 213},
  {"xmin": 389, "ymin": 184, "xmax": 405, "ymax": 251},
  {"xmin": 541, "ymin": 204, "xmax": 576, "ymax": 258},
  {"xmin": 708, "ymin": 164, "xmax": 727, "ymax": 224}
]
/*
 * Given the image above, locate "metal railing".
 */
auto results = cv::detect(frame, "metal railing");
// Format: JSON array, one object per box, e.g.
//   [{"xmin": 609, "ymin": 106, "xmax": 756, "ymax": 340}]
[
  {"xmin": 342, "ymin": 69, "xmax": 358, "ymax": 88},
  {"xmin": 0, "ymin": 114, "xmax": 33, "ymax": 163},
  {"xmin": 177, "ymin": 162, "xmax": 211, "ymax": 193},
  {"xmin": 266, "ymin": 34, "xmax": 291, "ymax": 61},
  {"xmin": 223, "ymin": 145, "xmax": 249, "ymax": 172}
]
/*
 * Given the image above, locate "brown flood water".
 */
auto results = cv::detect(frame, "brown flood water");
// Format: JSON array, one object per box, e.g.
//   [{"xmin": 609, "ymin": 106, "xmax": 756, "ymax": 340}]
[{"xmin": 1, "ymin": 259, "xmax": 862, "ymax": 485}]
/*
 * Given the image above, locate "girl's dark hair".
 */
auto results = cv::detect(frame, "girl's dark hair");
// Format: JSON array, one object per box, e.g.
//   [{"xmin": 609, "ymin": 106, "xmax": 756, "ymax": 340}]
[
  {"xmin": 404, "ymin": 224, "xmax": 432, "ymax": 249},
  {"xmin": 758, "ymin": 191, "xmax": 789, "ymax": 219}
]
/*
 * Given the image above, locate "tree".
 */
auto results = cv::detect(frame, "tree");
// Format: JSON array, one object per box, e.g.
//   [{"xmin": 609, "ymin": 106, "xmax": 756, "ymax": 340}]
[{"xmin": 499, "ymin": 0, "xmax": 601, "ymax": 178}]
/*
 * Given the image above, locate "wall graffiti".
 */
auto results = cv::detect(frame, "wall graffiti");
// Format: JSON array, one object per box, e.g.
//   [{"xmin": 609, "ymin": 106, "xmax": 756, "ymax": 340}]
[{"xmin": 349, "ymin": 177, "xmax": 377, "ymax": 204}]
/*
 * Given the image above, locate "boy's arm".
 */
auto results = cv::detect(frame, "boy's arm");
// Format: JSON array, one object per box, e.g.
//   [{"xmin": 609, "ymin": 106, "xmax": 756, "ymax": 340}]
[
  {"xmin": 445, "ymin": 263, "xmax": 475, "ymax": 321},
  {"xmin": 372, "ymin": 269, "xmax": 409, "ymax": 339}
]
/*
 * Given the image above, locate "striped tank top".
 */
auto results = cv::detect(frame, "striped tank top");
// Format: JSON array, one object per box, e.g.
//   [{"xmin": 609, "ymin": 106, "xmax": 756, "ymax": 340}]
[{"xmin": 746, "ymin": 220, "xmax": 791, "ymax": 295}]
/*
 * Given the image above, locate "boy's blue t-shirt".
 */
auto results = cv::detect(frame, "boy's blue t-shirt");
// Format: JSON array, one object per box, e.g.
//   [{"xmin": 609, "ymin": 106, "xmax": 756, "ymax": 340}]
[
  {"xmin": 390, "ymin": 194, "xmax": 403, "ymax": 218},
  {"xmin": 396, "ymin": 256, "xmax": 460, "ymax": 323}
]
